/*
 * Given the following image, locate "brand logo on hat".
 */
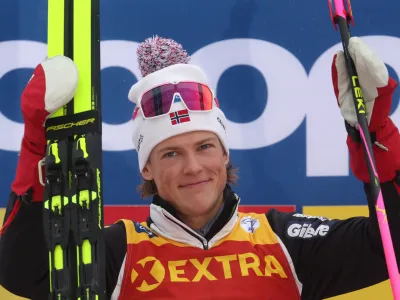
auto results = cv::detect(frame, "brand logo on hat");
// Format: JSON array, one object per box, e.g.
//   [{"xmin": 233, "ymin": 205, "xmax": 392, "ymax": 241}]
[
  {"xmin": 169, "ymin": 109, "xmax": 191, "ymax": 125},
  {"xmin": 173, "ymin": 94, "xmax": 182, "ymax": 103},
  {"xmin": 217, "ymin": 117, "xmax": 226, "ymax": 131},
  {"xmin": 137, "ymin": 134, "xmax": 144, "ymax": 152}
]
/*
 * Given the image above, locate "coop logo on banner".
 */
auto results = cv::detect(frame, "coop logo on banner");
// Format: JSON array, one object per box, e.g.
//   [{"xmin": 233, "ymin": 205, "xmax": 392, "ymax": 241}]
[{"xmin": 1, "ymin": 36, "xmax": 400, "ymax": 177}]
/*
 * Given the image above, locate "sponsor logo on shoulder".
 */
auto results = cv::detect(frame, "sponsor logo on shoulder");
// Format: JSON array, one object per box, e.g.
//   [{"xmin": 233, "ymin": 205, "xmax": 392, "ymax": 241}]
[
  {"xmin": 292, "ymin": 213, "xmax": 329, "ymax": 222},
  {"xmin": 240, "ymin": 216, "xmax": 260, "ymax": 234},
  {"xmin": 287, "ymin": 222, "xmax": 330, "ymax": 239},
  {"xmin": 134, "ymin": 222, "xmax": 157, "ymax": 238}
]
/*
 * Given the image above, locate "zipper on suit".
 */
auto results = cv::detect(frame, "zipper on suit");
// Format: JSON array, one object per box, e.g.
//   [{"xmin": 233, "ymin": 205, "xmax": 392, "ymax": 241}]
[{"xmin": 165, "ymin": 215, "xmax": 209, "ymax": 250}]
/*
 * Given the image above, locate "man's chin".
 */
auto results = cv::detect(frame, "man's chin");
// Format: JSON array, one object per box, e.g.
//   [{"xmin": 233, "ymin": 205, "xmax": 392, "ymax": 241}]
[{"xmin": 185, "ymin": 193, "xmax": 221, "ymax": 210}]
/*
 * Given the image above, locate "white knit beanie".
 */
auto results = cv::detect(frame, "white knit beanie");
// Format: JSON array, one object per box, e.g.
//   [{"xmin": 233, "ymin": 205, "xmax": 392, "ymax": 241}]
[{"xmin": 128, "ymin": 36, "xmax": 229, "ymax": 172}]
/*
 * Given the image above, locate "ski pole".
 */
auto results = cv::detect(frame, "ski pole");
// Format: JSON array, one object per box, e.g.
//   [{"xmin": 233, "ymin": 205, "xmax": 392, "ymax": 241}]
[{"xmin": 328, "ymin": 0, "xmax": 400, "ymax": 298}]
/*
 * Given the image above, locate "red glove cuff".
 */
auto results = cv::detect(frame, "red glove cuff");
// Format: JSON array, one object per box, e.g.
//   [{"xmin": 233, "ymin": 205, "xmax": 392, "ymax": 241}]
[
  {"xmin": 0, "ymin": 65, "xmax": 48, "ymax": 236},
  {"xmin": 348, "ymin": 117, "xmax": 400, "ymax": 183},
  {"xmin": 369, "ymin": 78, "xmax": 398, "ymax": 132},
  {"xmin": 0, "ymin": 138, "xmax": 45, "ymax": 235},
  {"xmin": 347, "ymin": 77, "xmax": 400, "ymax": 183}
]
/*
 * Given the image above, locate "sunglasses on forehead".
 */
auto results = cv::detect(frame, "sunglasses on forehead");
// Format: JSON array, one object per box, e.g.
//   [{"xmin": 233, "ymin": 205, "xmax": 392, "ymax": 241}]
[{"xmin": 132, "ymin": 81, "xmax": 216, "ymax": 120}]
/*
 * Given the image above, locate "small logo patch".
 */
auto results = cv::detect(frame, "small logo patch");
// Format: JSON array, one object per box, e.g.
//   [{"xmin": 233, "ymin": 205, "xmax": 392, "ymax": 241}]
[
  {"xmin": 170, "ymin": 109, "xmax": 191, "ymax": 125},
  {"xmin": 134, "ymin": 222, "xmax": 157, "ymax": 238},
  {"xmin": 217, "ymin": 117, "xmax": 226, "ymax": 131},
  {"xmin": 173, "ymin": 94, "xmax": 182, "ymax": 103},
  {"xmin": 240, "ymin": 216, "xmax": 260, "ymax": 234},
  {"xmin": 292, "ymin": 213, "xmax": 329, "ymax": 222},
  {"xmin": 137, "ymin": 134, "xmax": 144, "ymax": 152}
]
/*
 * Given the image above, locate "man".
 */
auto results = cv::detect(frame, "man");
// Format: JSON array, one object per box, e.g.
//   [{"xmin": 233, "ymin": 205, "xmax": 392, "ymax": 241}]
[{"xmin": 0, "ymin": 35, "xmax": 400, "ymax": 300}]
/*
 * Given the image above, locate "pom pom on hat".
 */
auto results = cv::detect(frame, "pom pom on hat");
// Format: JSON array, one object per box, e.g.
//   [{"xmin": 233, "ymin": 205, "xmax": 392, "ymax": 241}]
[{"xmin": 137, "ymin": 35, "xmax": 190, "ymax": 77}]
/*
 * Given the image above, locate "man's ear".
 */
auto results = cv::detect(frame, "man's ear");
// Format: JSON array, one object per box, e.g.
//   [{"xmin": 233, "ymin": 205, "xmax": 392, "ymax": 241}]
[
  {"xmin": 142, "ymin": 161, "xmax": 153, "ymax": 181},
  {"xmin": 223, "ymin": 151, "xmax": 229, "ymax": 166}
]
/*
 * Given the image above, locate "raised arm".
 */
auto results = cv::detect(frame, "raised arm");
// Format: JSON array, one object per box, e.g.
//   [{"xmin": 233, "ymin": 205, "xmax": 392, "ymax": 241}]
[
  {"xmin": 0, "ymin": 57, "xmax": 126, "ymax": 299},
  {"xmin": 267, "ymin": 37, "xmax": 400, "ymax": 299}
]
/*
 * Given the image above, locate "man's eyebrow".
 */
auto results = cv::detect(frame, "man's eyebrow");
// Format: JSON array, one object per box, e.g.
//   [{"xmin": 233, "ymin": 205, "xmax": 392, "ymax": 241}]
[
  {"xmin": 156, "ymin": 137, "xmax": 218, "ymax": 154},
  {"xmin": 195, "ymin": 137, "xmax": 218, "ymax": 146}
]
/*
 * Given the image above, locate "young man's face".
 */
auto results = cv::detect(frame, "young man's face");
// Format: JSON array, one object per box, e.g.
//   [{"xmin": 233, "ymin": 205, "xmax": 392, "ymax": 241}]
[{"xmin": 142, "ymin": 131, "xmax": 229, "ymax": 226}]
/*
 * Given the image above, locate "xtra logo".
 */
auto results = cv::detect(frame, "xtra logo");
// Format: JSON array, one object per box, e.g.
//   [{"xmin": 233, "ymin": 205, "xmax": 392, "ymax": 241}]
[
  {"xmin": 130, "ymin": 253, "xmax": 288, "ymax": 292},
  {"xmin": 240, "ymin": 216, "xmax": 260, "ymax": 234},
  {"xmin": 287, "ymin": 223, "xmax": 330, "ymax": 239},
  {"xmin": 131, "ymin": 256, "xmax": 165, "ymax": 292}
]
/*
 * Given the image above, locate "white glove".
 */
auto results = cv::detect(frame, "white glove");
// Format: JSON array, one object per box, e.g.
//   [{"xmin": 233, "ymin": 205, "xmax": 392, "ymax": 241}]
[
  {"xmin": 21, "ymin": 55, "xmax": 78, "ymax": 146},
  {"xmin": 332, "ymin": 37, "xmax": 389, "ymax": 127}
]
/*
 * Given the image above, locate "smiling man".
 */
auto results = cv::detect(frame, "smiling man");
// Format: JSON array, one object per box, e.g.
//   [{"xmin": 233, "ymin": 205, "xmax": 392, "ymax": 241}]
[
  {"xmin": 142, "ymin": 131, "xmax": 229, "ymax": 230},
  {"xmin": 1, "ymin": 36, "xmax": 400, "ymax": 300}
]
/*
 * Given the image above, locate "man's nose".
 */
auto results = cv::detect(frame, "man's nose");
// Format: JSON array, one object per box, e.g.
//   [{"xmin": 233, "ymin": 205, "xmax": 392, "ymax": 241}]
[{"xmin": 183, "ymin": 153, "xmax": 203, "ymax": 175}]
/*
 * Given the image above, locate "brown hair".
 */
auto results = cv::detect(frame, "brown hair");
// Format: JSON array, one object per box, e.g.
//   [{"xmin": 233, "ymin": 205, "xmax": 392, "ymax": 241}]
[{"xmin": 137, "ymin": 162, "xmax": 239, "ymax": 198}]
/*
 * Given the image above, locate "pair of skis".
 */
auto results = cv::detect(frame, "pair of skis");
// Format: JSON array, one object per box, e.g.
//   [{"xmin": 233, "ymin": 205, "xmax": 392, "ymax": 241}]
[
  {"xmin": 329, "ymin": 0, "xmax": 400, "ymax": 298},
  {"xmin": 43, "ymin": 0, "xmax": 106, "ymax": 299}
]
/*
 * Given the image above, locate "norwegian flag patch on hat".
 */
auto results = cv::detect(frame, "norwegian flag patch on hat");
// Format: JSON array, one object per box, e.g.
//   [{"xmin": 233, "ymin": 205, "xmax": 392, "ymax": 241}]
[{"xmin": 169, "ymin": 109, "xmax": 191, "ymax": 125}]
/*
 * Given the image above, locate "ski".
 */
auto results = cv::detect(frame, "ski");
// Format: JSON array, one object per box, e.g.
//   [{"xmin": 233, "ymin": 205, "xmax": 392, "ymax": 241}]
[{"xmin": 43, "ymin": 0, "xmax": 106, "ymax": 299}]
